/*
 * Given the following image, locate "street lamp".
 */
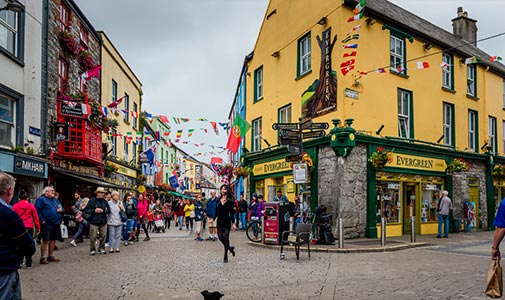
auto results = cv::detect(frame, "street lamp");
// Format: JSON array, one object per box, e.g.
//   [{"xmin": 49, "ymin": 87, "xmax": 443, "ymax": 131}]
[{"xmin": 0, "ymin": 2, "xmax": 24, "ymax": 13}]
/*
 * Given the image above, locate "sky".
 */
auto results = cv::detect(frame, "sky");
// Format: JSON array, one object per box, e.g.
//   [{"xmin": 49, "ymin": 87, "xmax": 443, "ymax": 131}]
[{"xmin": 74, "ymin": 0, "xmax": 505, "ymax": 163}]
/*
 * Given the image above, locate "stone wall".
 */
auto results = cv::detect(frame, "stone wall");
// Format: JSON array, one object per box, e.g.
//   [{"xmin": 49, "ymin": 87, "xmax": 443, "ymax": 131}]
[
  {"xmin": 451, "ymin": 160, "xmax": 488, "ymax": 229},
  {"xmin": 318, "ymin": 143, "xmax": 368, "ymax": 238}
]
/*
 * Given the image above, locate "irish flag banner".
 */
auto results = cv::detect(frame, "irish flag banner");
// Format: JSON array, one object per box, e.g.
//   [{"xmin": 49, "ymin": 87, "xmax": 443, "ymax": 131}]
[{"xmin": 226, "ymin": 114, "xmax": 251, "ymax": 154}]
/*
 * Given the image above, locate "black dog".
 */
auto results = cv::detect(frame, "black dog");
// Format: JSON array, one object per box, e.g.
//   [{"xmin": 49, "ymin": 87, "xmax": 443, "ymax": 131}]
[{"xmin": 201, "ymin": 290, "xmax": 224, "ymax": 300}]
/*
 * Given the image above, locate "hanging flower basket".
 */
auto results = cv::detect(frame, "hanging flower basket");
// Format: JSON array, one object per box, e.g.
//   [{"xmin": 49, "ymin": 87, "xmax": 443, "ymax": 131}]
[
  {"xmin": 233, "ymin": 165, "xmax": 253, "ymax": 178},
  {"xmin": 368, "ymin": 147, "xmax": 392, "ymax": 170},
  {"xmin": 492, "ymin": 164, "xmax": 505, "ymax": 180},
  {"xmin": 77, "ymin": 50, "xmax": 95, "ymax": 70},
  {"xmin": 446, "ymin": 158, "xmax": 469, "ymax": 174},
  {"xmin": 58, "ymin": 31, "xmax": 79, "ymax": 58}
]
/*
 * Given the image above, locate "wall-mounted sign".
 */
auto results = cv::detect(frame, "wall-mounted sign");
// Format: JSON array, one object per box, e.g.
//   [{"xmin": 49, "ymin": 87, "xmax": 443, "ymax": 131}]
[
  {"xmin": 344, "ymin": 88, "xmax": 359, "ymax": 99},
  {"xmin": 107, "ymin": 161, "xmax": 137, "ymax": 178},
  {"xmin": 29, "ymin": 126, "xmax": 41, "ymax": 136},
  {"xmin": 253, "ymin": 158, "xmax": 292, "ymax": 176},
  {"xmin": 293, "ymin": 163, "xmax": 308, "ymax": 184},
  {"xmin": 14, "ymin": 156, "xmax": 46, "ymax": 178},
  {"xmin": 59, "ymin": 102, "xmax": 83, "ymax": 117},
  {"xmin": 54, "ymin": 122, "xmax": 69, "ymax": 141},
  {"xmin": 53, "ymin": 160, "xmax": 100, "ymax": 177},
  {"xmin": 388, "ymin": 153, "xmax": 447, "ymax": 172}
]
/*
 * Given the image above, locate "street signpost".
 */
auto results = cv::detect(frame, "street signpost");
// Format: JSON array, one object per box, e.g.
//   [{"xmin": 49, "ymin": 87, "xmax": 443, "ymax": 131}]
[
  {"xmin": 280, "ymin": 129, "xmax": 301, "ymax": 139},
  {"xmin": 306, "ymin": 122, "xmax": 329, "ymax": 130},
  {"xmin": 279, "ymin": 137, "xmax": 300, "ymax": 146},
  {"xmin": 272, "ymin": 123, "xmax": 298, "ymax": 130},
  {"xmin": 287, "ymin": 144, "xmax": 300, "ymax": 154},
  {"xmin": 302, "ymin": 130, "xmax": 326, "ymax": 139},
  {"xmin": 300, "ymin": 119, "xmax": 313, "ymax": 130},
  {"xmin": 285, "ymin": 155, "xmax": 300, "ymax": 163}
]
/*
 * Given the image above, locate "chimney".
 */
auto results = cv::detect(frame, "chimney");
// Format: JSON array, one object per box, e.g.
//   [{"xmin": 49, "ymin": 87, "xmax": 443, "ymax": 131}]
[{"xmin": 452, "ymin": 7, "xmax": 478, "ymax": 45}]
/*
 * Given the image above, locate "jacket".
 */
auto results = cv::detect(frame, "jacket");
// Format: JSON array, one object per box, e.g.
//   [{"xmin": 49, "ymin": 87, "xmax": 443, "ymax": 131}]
[
  {"xmin": 239, "ymin": 200, "xmax": 248, "ymax": 212},
  {"xmin": 107, "ymin": 200, "xmax": 124, "ymax": 226},
  {"xmin": 163, "ymin": 203, "xmax": 173, "ymax": 218},
  {"xmin": 12, "ymin": 200, "xmax": 40, "ymax": 230},
  {"xmin": 205, "ymin": 197, "xmax": 218, "ymax": 218},
  {"xmin": 84, "ymin": 196, "xmax": 110, "ymax": 225},
  {"xmin": 438, "ymin": 196, "xmax": 452, "ymax": 215},
  {"xmin": 35, "ymin": 195, "xmax": 62, "ymax": 225},
  {"xmin": 137, "ymin": 200, "xmax": 149, "ymax": 218},
  {"xmin": 125, "ymin": 201, "xmax": 137, "ymax": 219},
  {"xmin": 184, "ymin": 203, "xmax": 195, "ymax": 218},
  {"xmin": 194, "ymin": 201, "xmax": 205, "ymax": 221},
  {"xmin": 256, "ymin": 201, "xmax": 266, "ymax": 218}
]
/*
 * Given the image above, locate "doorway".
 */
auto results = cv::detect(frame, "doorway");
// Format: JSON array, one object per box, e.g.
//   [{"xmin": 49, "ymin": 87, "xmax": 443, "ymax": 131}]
[
  {"xmin": 468, "ymin": 178, "xmax": 479, "ymax": 229},
  {"xmin": 403, "ymin": 183, "xmax": 419, "ymax": 234}
]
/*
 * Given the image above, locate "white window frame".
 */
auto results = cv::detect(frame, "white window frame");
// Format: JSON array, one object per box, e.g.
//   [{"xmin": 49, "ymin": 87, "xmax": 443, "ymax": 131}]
[
  {"xmin": 132, "ymin": 142, "xmax": 137, "ymax": 164},
  {"xmin": 0, "ymin": 94, "xmax": 14, "ymax": 148},
  {"xmin": 279, "ymin": 105, "xmax": 292, "ymax": 123},
  {"xmin": 489, "ymin": 116, "xmax": 497, "ymax": 153},
  {"xmin": 111, "ymin": 80, "xmax": 117, "ymax": 102},
  {"xmin": 124, "ymin": 138, "xmax": 128, "ymax": 161},
  {"xmin": 110, "ymin": 129, "xmax": 117, "ymax": 158},
  {"xmin": 124, "ymin": 93, "xmax": 129, "ymax": 123},
  {"xmin": 502, "ymin": 80, "xmax": 505, "ymax": 109},
  {"xmin": 252, "ymin": 118, "xmax": 262, "ymax": 152},
  {"xmin": 390, "ymin": 35, "xmax": 404, "ymax": 71},
  {"xmin": 503, "ymin": 120, "xmax": 505, "ymax": 156},
  {"xmin": 398, "ymin": 90, "xmax": 410, "ymax": 138},
  {"xmin": 467, "ymin": 65, "xmax": 476, "ymax": 97},
  {"xmin": 255, "ymin": 67, "xmax": 263, "ymax": 101},
  {"xmin": 443, "ymin": 103, "xmax": 453, "ymax": 146},
  {"xmin": 0, "ymin": 5, "xmax": 18, "ymax": 57},
  {"xmin": 468, "ymin": 110, "xmax": 477, "ymax": 152},
  {"xmin": 442, "ymin": 53, "xmax": 452, "ymax": 89},
  {"xmin": 133, "ymin": 102, "xmax": 138, "ymax": 129},
  {"xmin": 299, "ymin": 34, "xmax": 311, "ymax": 76}
]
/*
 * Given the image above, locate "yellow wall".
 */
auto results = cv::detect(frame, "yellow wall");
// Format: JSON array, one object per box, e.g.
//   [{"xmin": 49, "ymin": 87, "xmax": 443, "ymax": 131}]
[
  {"xmin": 100, "ymin": 32, "xmax": 143, "ymax": 163},
  {"xmin": 245, "ymin": 1, "xmax": 505, "ymax": 155}
]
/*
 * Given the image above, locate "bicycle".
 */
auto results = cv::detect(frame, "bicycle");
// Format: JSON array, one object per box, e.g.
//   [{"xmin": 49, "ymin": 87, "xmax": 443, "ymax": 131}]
[{"xmin": 246, "ymin": 217, "xmax": 262, "ymax": 242}]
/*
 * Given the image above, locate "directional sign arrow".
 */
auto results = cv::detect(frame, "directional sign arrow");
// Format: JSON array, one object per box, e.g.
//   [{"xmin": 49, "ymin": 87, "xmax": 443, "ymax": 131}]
[
  {"xmin": 272, "ymin": 123, "xmax": 299, "ymax": 130},
  {"xmin": 306, "ymin": 122, "xmax": 329, "ymax": 130},
  {"xmin": 285, "ymin": 155, "xmax": 300, "ymax": 163},
  {"xmin": 280, "ymin": 129, "xmax": 301, "ymax": 139},
  {"xmin": 279, "ymin": 137, "xmax": 300, "ymax": 146},
  {"xmin": 300, "ymin": 119, "xmax": 313, "ymax": 130},
  {"xmin": 302, "ymin": 130, "xmax": 326, "ymax": 139}
]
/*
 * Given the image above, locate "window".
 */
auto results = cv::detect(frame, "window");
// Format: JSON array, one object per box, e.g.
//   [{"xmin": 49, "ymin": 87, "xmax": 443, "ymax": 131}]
[
  {"xmin": 298, "ymin": 33, "xmax": 311, "ymax": 76},
  {"xmin": 0, "ymin": 93, "xmax": 14, "ymax": 148},
  {"xmin": 467, "ymin": 65, "xmax": 476, "ymax": 97},
  {"xmin": 133, "ymin": 102, "xmax": 138, "ymax": 129},
  {"xmin": 124, "ymin": 139, "xmax": 128, "ymax": 161},
  {"xmin": 254, "ymin": 66, "xmax": 263, "ymax": 102},
  {"xmin": 422, "ymin": 185, "xmax": 442, "ymax": 223},
  {"xmin": 468, "ymin": 110, "xmax": 478, "ymax": 152},
  {"xmin": 111, "ymin": 80, "xmax": 117, "ymax": 102},
  {"xmin": 79, "ymin": 73, "xmax": 86, "ymax": 93},
  {"xmin": 443, "ymin": 103, "xmax": 454, "ymax": 146},
  {"xmin": 124, "ymin": 93, "xmax": 129, "ymax": 123},
  {"xmin": 58, "ymin": 58, "xmax": 68, "ymax": 93},
  {"xmin": 390, "ymin": 35, "xmax": 405, "ymax": 74},
  {"xmin": 0, "ymin": 0, "xmax": 19, "ymax": 57},
  {"xmin": 79, "ymin": 26, "xmax": 88, "ymax": 48},
  {"xmin": 110, "ymin": 129, "xmax": 117, "ymax": 157},
  {"xmin": 58, "ymin": 3, "xmax": 69, "ymax": 32},
  {"xmin": 489, "ymin": 116, "xmax": 497, "ymax": 154},
  {"xmin": 442, "ymin": 53, "xmax": 453, "ymax": 89},
  {"xmin": 132, "ymin": 142, "xmax": 137, "ymax": 164},
  {"xmin": 503, "ymin": 80, "xmax": 505, "ymax": 109},
  {"xmin": 278, "ymin": 104, "xmax": 291, "ymax": 123},
  {"xmin": 503, "ymin": 121, "xmax": 505, "ymax": 156},
  {"xmin": 376, "ymin": 181, "xmax": 400, "ymax": 224},
  {"xmin": 398, "ymin": 89, "xmax": 412, "ymax": 138},
  {"xmin": 252, "ymin": 117, "xmax": 262, "ymax": 152}
]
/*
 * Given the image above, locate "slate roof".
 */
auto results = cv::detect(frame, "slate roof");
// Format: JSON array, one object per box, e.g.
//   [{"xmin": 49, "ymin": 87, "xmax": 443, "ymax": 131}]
[{"xmin": 344, "ymin": 0, "xmax": 505, "ymax": 76}]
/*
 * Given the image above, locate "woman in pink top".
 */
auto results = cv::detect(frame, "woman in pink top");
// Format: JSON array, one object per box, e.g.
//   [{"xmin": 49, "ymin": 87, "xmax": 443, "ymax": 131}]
[
  {"xmin": 12, "ymin": 190, "xmax": 40, "ymax": 268},
  {"xmin": 134, "ymin": 193, "xmax": 150, "ymax": 242}
]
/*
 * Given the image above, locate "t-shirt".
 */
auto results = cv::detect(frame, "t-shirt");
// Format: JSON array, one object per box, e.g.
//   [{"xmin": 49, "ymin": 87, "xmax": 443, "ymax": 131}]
[{"xmin": 494, "ymin": 198, "xmax": 505, "ymax": 228}]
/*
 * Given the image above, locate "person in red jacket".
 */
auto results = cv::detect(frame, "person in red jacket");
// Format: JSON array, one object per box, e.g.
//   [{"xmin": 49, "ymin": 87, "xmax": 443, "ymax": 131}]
[{"xmin": 12, "ymin": 190, "xmax": 40, "ymax": 268}]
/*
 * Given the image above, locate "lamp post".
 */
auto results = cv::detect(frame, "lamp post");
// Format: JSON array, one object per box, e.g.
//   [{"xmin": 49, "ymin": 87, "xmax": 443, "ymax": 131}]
[{"xmin": 0, "ymin": 2, "xmax": 24, "ymax": 13}]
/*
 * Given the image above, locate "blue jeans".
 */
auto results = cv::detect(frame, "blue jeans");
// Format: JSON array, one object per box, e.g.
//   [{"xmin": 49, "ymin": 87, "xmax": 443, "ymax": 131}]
[
  {"xmin": 239, "ymin": 212, "xmax": 247, "ymax": 230},
  {"xmin": 178, "ymin": 216, "xmax": 184, "ymax": 229},
  {"xmin": 73, "ymin": 220, "xmax": 88, "ymax": 241},
  {"xmin": 108, "ymin": 225, "xmax": 122, "ymax": 250},
  {"xmin": 0, "ymin": 271, "xmax": 21, "ymax": 300},
  {"xmin": 438, "ymin": 214, "xmax": 449, "ymax": 237},
  {"xmin": 122, "ymin": 219, "xmax": 135, "ymax": 242}
]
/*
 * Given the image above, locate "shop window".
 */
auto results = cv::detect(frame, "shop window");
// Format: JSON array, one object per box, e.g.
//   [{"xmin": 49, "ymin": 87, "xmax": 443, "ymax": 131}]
[
  {"xmin": 376, "ymin": 181, "xmax": 400, "ymax": 224},
  {"xmin": 0, "ymin": 93, "xmax": 14, "ymax": 148},
  {"xmin": 467, "ymin": 65, "xmax": 476, "ymax": 97},
  {"xmin": 421, "ymin": 184, "xmax": 441, "ymax": 223},
  {"xmin": 442, "ymin": 53, "xmax": 453, "ymax": 90},
  {"xmin": 297, "ymin": 32, "xmax": 311, "ymax": 77}
]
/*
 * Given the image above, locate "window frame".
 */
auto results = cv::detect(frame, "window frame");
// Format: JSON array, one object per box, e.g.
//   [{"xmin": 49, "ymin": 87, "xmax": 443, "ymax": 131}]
[
  {"xmin": 278, "ymin": 104, "xmax": 292, "ymax": 124},
  {"xmin": 297, "ymin": 32, "xmax": 311, "ymax": 77},
  {"xmin": 79, "ymin": 25, "xmax": 89, "ymax": 48},
  {"xmin": 442, "ymin": 53, "xmax": 454, "ymax": 90},
  {"xmin": 489, "ymin": 116, "xmax": 497, "ymax": 154},
  {"xmin": 503, "ymin": 120, "xmax": 505, "ymax": 156},
  {"xmin": 123, "ymin": 138, "xmax": 129, "ymax": 161},
  {"xmin": 58, "ymin": 2, "xmax": 69, "ymax": 32},
  {"xmin": 0, "ymin": 93, "xmax": 14, "ymax": 148},
  {"xmin": 502, "ymin": 80, "xmax": 505, "ymax": 109},
  {"xmin": 251, "ymin": 117, "xmax": 262, "ymax": 152},
  {"xmin": 390, "ymin": 34, "xmax": 406, "ymax": 75},
  {"xmin": 123, "ymin": 93, "xmax": 129, "ymax": 123},
  {"xmin": 254, "ymin": 66, "xmax": 263, "ymax": 102},
  {"xmin": 443, "ymin": 102, "xmax": 455, "ymax": 147},
  {"xmin": 132, "ymin": 142, "xmax": 137, "ymax": 165},
  {"xmin": 467, "ymin": 64, "xmax": 477, "ymax": 97},
  {"xmin": 110, "ymin": 129, "xmax": 117, "ymax": 158},
  {"xmin": 58, "ymin": 57, "xmax": 68, "ymax": 93},
  {"xmin": 111, "ymin": 79, "xmax": 117, "ymax": 102},
  {"xmin": 397, "ymin": 89, "xmax": 413, "ymax": 139},
  {"xmin": 133, "ymin": 102, "xmax": 138, "ymax": 129},
  {"xmin": 468, "ymin": 110, "xmax": 478, "ymax": 153}
]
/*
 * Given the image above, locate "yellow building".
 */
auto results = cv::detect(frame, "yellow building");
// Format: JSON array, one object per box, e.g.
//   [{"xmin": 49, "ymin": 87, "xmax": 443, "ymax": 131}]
[
  {"xmin": 100, "ymin": 31, "xmax": 143, "ymax": 190},
  {"xmin": 240, "ymin": 0, "xmax": 505, "ymax": 237}
]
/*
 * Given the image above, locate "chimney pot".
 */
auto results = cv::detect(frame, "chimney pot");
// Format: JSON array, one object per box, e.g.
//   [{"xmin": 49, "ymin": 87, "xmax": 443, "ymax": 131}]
[{"xmin": 452, "ymin": 6, "xmax": 478, "ymax": 46}]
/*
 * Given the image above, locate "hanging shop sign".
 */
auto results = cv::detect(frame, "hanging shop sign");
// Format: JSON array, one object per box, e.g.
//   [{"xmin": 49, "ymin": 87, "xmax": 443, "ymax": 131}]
[
  {"xmin": 389, "ymin": 153, "xmax": 447, "ymax": 172},
  {"xmin": 53, "ymin": 160, "xmax": 100, "ymax": 177},
  {"xmin": 54, "ymin": 122, "xmax": 69, "ymax": 141},
  {"xmin": 14, "ymin": 156, "xmax": 46, "ymax": 178},
  {"xmin": 253, "ymin": 158, "xmax": 292, "ymax": 176},
  {"xmin": 59, "ymin": 102, "xmax": 84, "ymax": 117}
]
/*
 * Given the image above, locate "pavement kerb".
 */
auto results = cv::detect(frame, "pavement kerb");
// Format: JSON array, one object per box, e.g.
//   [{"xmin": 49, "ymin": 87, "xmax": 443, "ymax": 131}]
[{"xmin": 247, "ymin": 241, "xmax": 430, "ymax": 253}]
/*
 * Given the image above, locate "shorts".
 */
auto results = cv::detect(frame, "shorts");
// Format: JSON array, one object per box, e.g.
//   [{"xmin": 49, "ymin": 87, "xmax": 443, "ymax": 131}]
[
  {"xmin": 40, "ymin": 223, "xmax": 62, "ymax": 242},
  {"xmin": 195, "ymin": 220, "xmax": 203, "ymax": 234},
  {"xmin": 207, "ymin": 218, "xmax": 217, "ymax": 228}
]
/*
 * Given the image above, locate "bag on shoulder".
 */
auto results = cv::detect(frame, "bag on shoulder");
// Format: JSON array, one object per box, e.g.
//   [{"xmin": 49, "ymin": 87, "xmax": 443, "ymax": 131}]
[
  {"xmin": 486, "ymin": 260, "xmax": 503, "ymax": 298},
  {"xmin": 75, "ymin": 210, "xmax": 84, "ymax": 222},
  {"xmin": 119, "ymin": 210, "xmax": 128, "ymax": 222},
  {"xmin": 189, "ymin": 210, "xmax": 195, "ymax": 218}
]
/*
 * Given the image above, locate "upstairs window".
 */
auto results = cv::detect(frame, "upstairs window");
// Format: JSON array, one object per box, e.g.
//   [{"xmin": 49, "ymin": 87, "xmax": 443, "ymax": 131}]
[
  {"xmin": 111, "ymin": 80, "xmax": 117, "ymax": 102},
  {"xmin": 467, "ymin": 65, "xmax": 476, "ymax": 97},
  {"xmin": 254, "ymin": 66, "xmax": 263, "ymax": 102},
  {"xmin": 390, "ymin": 35, "xmax": 405, "ymax": 74},
  {"xmin": 398, "ymin": 89, "xmax": 412, "ymax": 139},
  {"xmin": 133, "ymin": 102, "xmax": 138, "ymax": 129},
  {"xmin": 0, "ymin": 93, "xmax": 14, "ymax": 148},
  {"xmin": 252, "ymin": 117, "xmax": 262, "ymax": 152},
  {"xmin": 489, "ymin": 116, "xmax": 497, "ymax": 154},
  {"xmin": 79, "ymin": 25, "xmax": 88, "ymax": 48},
  {"xmin": 442, "ymin": 53, "xmax": 453, "ymax": 90},
  {"xmin": 502, "ymin": 80, "xmax": 505, "ymax": 108},
  {"xmin": 278, "ymin": 104, "xmax": 292, "ymax": 123},
  {"xmin": 297, "ymin": 33, "xmax": 311, "ymax": 77},
  {"xmin": 443, "ymin": 103, "xmax": 454, "ymax": 146},
  {"xmin": 124, "ymin": 93, "xmax": 129, "ymax": 123},
  {"xmin": 59, "ymin": 3, "xmax": 69, "ymax": 32},
  {"xmin": 0, "ymin": 0, "xmax": 19, "ymax": 57},
  {"xmin": 58, "ymin": 58, "xmax": 68, "ymax": 93},
  {"xmin": 468, "ymin": 110, "xmax": 478, "ymax": 152},
  {"xmin": 123, "ymin": 139, "xmax": 129, "ymax": 161}
]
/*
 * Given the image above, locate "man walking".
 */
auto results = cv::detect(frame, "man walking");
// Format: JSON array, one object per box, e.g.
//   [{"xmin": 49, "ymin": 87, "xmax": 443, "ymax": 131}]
[
  {"xmin": 194, "ymin": 194, "xmax": 205, "ymax": 241},
  {"xmin": 84, "ymin": 187, "xmax": 110, "ymax": 255},
  {"xmin": 238, "ymin": 194, "xmax": 248, "ymax": 230},
  {"xmin": 437, "ymin": 190, "xmax": 452, "ymax": 238},
  {"xmin": 0, "ymin": 172, "xmax": 36, "ymax": 300},
  {"xmin": 205, "ymin": 191, "xmax": 218, "ymax": 241},
  {"xmin": 35, "ymin": 186, "xmax": 63, "ymax": 264}
]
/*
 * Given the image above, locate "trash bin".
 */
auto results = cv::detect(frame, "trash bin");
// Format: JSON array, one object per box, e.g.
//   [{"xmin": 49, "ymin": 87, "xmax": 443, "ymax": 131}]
[{"xmin": 452, "ymin": 218, "xmax": 461, "ymax": 233}]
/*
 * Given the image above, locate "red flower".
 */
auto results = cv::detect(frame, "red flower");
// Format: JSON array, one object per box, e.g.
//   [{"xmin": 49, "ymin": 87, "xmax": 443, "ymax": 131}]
[{"xmin": 377, "ymin": 147, "xmax": 384, "ymax": 151}]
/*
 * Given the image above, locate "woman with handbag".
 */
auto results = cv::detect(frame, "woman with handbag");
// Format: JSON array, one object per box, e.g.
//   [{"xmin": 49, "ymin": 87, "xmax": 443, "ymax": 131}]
[
  {"xmin": 107, "ymin": 191, "xmax": 125, "ymax": 253},
  {"xmin": 70, "ymin": 197, "xmax": 89, "ymax": 247},
  {"xmin": 135, "ymin": 193, "xmax": 150, "ymax": 242},
  {"xmin": 12, "ymin": 190, "xmax": 40, "ymax": 268},
  {"xmin": 184, "ymin": 199, "xmax": 195, "ymax": 231}
]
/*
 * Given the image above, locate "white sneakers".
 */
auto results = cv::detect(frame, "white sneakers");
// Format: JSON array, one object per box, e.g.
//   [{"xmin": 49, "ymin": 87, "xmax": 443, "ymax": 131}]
[{"xmin": 70, "ymin": 240, "xmax": 77, "ymax": 247}]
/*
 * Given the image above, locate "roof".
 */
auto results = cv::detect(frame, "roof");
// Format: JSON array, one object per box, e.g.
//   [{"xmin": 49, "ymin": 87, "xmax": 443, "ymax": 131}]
[{"xmin": 343, "ymin": 0, "xmax": 505, "ymax": 76}]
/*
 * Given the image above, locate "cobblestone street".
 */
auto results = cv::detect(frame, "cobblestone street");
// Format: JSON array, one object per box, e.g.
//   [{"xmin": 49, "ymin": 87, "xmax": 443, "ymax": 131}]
[{"xmin": 20, "ymin": 229, "xmax": 495, "ymax": 300}]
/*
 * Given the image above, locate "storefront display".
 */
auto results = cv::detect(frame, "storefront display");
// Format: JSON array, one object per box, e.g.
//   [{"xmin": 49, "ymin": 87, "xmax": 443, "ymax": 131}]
[
  {"xmin": 376, "ymin": 181, "xmax": 400, "ymax": 224},
  {"xmin": 421, "ymin": 184, "xmax": 441, "ymax": 223}
]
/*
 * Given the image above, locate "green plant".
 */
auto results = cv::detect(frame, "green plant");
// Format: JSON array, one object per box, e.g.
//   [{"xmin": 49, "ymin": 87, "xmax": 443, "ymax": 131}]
[
  {"xmin": 446, "ymin": 158, "xmax": 469, "ymax": 173},
  {"xmin": 104, "ymin": 162, "xmax": 119, "ymax": 177},
  {"xmin": 58, "ymin": 31, "xmax": 79, "ymax": 58},
  {"xmin": 233, "ymin": 165, "xmax": 253, "ymax": 177},
  {"xmin": 25, "ymin": 147, "xmax": 35, "ymax": 155},
  {"xmin": 368, "ymin": 147, "xmax": 392, "ymax": 170},
  {"xmin": 492, "ymin": 164, "xmax": 505, "ymax": 179}
]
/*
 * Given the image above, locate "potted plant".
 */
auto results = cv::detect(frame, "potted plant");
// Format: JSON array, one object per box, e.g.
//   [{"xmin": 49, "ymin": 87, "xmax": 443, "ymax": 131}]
[
  {"xmin": 368, "ymin": 147, "xmax": 392, "ymax": 170},
  {"xmin": 104, "ymin": 162, "xmax": 119, "ymax": 177},
  {"xmin": 58, "ymin": 31, "xmax": 79, "ymax": 58},
  {"xmin": 233, "ymin": 165, "xmax": 253, "ymax": 178},
  {"xmin": 77, "ymin": 50, "xmax": 94, "ymax": 70},
  {"xmin": 446, "ymin": 158, "xmax": 469, "ymax": 174},
  {"xmin": 492, "ymin": 164, "xmax": 505, "ymax": 181}
]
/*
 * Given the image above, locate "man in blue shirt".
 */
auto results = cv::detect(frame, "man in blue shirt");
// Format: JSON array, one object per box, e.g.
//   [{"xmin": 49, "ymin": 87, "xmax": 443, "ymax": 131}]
[
  {"xmin": 274, "ymin": 190, "xmax": 289, "ymax": 203},
  {"xmin": 205, "ymin": 191, "xmax": 218, "ymax": 241},
  {"xmin": 0, "ymin": 172, "xmax": 36, "ymax": 300},
  {"xmin": 35, "ymin": 186, "xmax": 63, "ymax": 264},
  {"xmin": 492, "ymin": 197, "xmax": 505, "ymax": 260}
]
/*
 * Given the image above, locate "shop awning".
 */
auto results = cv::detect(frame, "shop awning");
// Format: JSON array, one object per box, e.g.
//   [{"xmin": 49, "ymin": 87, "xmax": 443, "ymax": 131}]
[
  {"xmin": 167, "ymin": 190, "xmax": 194, "ymax": 199},
  {"xmin": 52, "ymin": 167, "xmax": 135, "ymax": 191}
]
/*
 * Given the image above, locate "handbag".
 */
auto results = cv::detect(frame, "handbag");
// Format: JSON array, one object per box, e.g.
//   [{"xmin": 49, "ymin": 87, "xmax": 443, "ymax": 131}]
[
  {"xmin": 75, "ymin": 210, "xmax": 84, "ymax": 222},
  {"xmin": 486, "ymin": 260, "xmax": 503, "ymax": 298},
  {"xmin": 190, "ymin": 210, "xmax": 195, "ymax": 218},
  {"xmin": 119, "ymin": 210, "xmax": 128, "ymax": 222},
  {"xmin": 60, "ymin": 224, "xmax": 69, "ymax": 239}
]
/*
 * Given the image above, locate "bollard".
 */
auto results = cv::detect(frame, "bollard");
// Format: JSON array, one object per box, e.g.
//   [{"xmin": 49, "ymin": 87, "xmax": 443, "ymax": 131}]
[
  {"xmin": 338, "ymin": 218, "xmax": 344, "ymax": 249},
  {"xmin": 410, "ymin": 216, "xmax": 416, "ymax": 243},
  {"xmin": 381, "ymin": 217, "xmax": 386, "ymax": 247}
]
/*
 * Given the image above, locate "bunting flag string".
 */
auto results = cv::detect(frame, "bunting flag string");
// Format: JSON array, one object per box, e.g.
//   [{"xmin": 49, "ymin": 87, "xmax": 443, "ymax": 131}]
[{"xmin": 341, "ymin": 0, "xmax": 366, "ymax": 76}]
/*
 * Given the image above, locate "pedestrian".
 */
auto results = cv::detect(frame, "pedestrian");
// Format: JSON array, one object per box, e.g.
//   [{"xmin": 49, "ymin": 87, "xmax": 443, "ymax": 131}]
[
  {"xmin": 147, "ymin": 198, "xmax": 156, "ymax": 233},
  {"xmin": 214, "ymin": 185, "xmax": 236, "ymax": 263},
  {"xmin": 194, "ymin": 194, "xmax": 205, "ymax": 241},
  {"xmin": 135, "ymin": 193, "xmax": 150, "ymax": 242},
  {"xmin": 274, "ymin": 189, "xmax": 289, "ymax": 203},
  {"xmin": 83, "ymin": 187, "xmax": 110, "ymax": 255},
  {"xmin": 107, "ymin": 191, "xmax": 125, "ymax": 253},
  {"xmin": 35, "ymin": 186, "xmax": 63, "ymax": 264},
  {"xmin": 12, "ymin": 190, "xmax": 40, "ymax": 268},
  {"xmin": 238, "ymin": 194, "xmax": 248, "ymax": 230},
  {"xmin": 184, "ymin": 199, "xmax": 195, "ymax": 231},
  {"xmin": 176, "ymin": 198, "xmax": 185, "ymax": 230},
  {"xmin": 70, "ymin": 197, "xmax": 89, "ymax": 247},
  {"xmin": 122, "ymin": 193, "xmax": 136, "ymax": 246},
  {"xmin": 436, "ymin": 190, "xmax": 452, "ymax": 238},
  {"xmin": 491, "ymin": 196, "xmax": 505, "ymax": 260},
  {"xmin": 104, "ymin": 191, "xmax": 111, "ymax": 248},
  {"xmin": 256, "ymin": 194, "xmax": 266, "ymax": 219},
  {"xmin": 205, "ymin": 191, "xmax": 218, "ymax": 241},
  {"xmin": 234, "ymin": 196, "xmax": 240, "ymax": 228},
  {"xmin": 201, "ymin": 192, "xmax": 207, "ymax": 230},
  {"xmin": 0, "ymin": 172, "xmax": 36, "ymax": 300},
  {"xmin": 163, "ymin": 200, "xmax": 172, "ymax": 229}
]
